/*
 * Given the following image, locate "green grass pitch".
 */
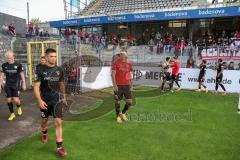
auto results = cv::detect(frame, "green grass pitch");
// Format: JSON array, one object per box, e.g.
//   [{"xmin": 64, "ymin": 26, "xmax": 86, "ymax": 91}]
[{"xmin": 0, "ymin": 86, "xmax": 240, "ymax": 160}]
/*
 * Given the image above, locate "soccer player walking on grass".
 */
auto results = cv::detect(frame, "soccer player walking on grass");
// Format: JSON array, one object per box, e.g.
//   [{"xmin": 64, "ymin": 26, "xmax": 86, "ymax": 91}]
[
  {"xmin": 170, "ymin": 56, "xmax": 181, "ymax": 92},
  {"xmin": 112, "ymin": 50, "xmax": 133, "ymax": 123},
  {"xmin": 195, "ymin": 60, "xmax": 208, "ymax": 93},
  {"xmin": 33, "ymin": 48, "xmax": 68, "ymax": 157},
  {"xmin": 0, "ymin": 51, "xmax": 26, "ymax": 121},
  {"xmin": 161, "ymin": 57, "xmax": 171, "ymax": 92},
  {"xmin": 212, "ymin": 59, "xmax": 227, "ymax": 95}
]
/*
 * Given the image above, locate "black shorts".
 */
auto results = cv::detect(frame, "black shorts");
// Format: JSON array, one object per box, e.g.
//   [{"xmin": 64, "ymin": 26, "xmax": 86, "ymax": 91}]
[
  {"xmin": 198, "ymin": 74, "xmax": 205, "ymax": 83},
  {"xmin": 171, "ymin": 74, "xmax": 178, "ymax": 81},
  {"xmin": 216, "ymin": 74, "xmax": 223, "ymax": 83},
  {"xmin": 114, "ymin": 85, "xmax": 132, "ymax": 101},
  {"xmin": 163, "ymin": 72, "xmax": 171, "ymax": 81},
  {"xmin": 4, "ymin": 85, "xmax": 20, "ymax": 98},
  {"xmin": 40, "ymin": 101, "xmax": 64, "ymax": 119}
]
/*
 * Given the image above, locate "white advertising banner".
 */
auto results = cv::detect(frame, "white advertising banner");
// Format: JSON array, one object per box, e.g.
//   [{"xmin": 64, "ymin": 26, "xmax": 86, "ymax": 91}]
[
  {"xmin": 179, "ymin": 68, "xmax": 240, "ymax": 93},
  {"xmin": 81, "ymin": 66, "xmax": 240, "ymax": 93}
]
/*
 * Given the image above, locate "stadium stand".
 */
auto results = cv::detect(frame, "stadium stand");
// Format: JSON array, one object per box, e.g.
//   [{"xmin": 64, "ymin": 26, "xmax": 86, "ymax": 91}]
[{"xmin": 81, "ymin": 0, "xmax": 198, "ymax": 16}]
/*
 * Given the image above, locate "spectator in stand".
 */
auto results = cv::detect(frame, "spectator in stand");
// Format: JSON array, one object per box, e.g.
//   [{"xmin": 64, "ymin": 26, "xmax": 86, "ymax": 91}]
[
  {"xmin": 164, "ymin": 33, "xmax": 172, "ymax": 52},
  {"xmin": 68, "ymin": 67, "xmax": 77, "ymax": 95},
  {"xmin": 186, "ymin": 41, "xmax": 194, "ymax": 58},
  {"xmin": 144, "ymin": 29, "xmax": 150, "ymax": 44},
  {"xmin": 186, "ymin": 56, "xmax": 195, "ymax": 68},
  {"xmin": 102, "ymin": 32, "xmax": 109, "ymax": 48},
  {"xmin": 155, "ymin": 32, "xmax": 161, "ymax": 44},
  {"xmin": 228, "ymin": 61, "xmax": 235, "ymax": 70},
  {"xmin": 156, "ymin": 40, "xmax": 163, "ymax": 54},
  {"xmin": 72, "ymin": 31, "xmax": 77, "ymax": 50},
  {"xmin": 85, "ymin": 31, "xmax": 90, "ymax": 44},
  {"xmin": 234, "ymin": 30, "xmax": 240, "ymax": 38},
  {"xmin": 1, "ymin": 24, "xmax": 8, "ymax": 34},
  {"xmin": 93, "ymin": 33, "xmax": 100, "ymax": 54},
  {"xmin": 237, "ymin": 63, "xmax": 240, "ymax": 70},
  {"xmin": 117, "ymin": 33, "xmax": 122, "ymax": 44},
  {"xmin": 127, "ymin": 34, "xmax": 133, "ymax": 46},
  {"xmin": 35, "ymin": 24, "xmax": 39, "ymax": 36},
  {"xmin": 174, "ymin": 38, "xmax": 181, "ymax": 57},
  {"xmin": 8, "ymin": 24, "xmax": 16, "ymax": 36},
  {"xmin": 39, "ymin": 31, "xmax": 44, "ymax": 41},
  {"xmin": 102, "ymin": 31, "xmax": 107, "ymax": 38},
  {"xmin": 223, "ymin": 62, "xmax": 228, "ymax": 69},
  {"xmin": 64, "ymin": 28, "xmax": 70, "ymax": 40},
  {"xmin": 43, "ymin": 31, "xmax": 50, "ymax": 41},
  {"xmin": 148, "ymin": 38, "xmax": 155, "ymax": 53},
  {"xmin": 78, "ymin": 30, "xmax": 83, "ymax": 44},
  {"xmin": 180, "ymin": 37, "xmax": 185, "ymax": 55},
  {"xmin": 100, "ymin": 35, "xmax": 106, "ymax": 48},
  {"xmin": 111, "ymin": 34, "xmax": 117, "ymax": 44},
  {"xmin": 44, "ymin": 31, "xmax": 49, "ymax": 37},
  {"xmin": 28, "ymin": 23, "xmax": 34, "ymax": 35},
  {"xmin": 150, "ymin": 32, "xmax": 155, "ymax": 41}
]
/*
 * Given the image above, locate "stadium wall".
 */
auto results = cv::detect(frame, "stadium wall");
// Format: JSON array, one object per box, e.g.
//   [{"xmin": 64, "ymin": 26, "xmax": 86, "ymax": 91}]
[{"xmin": 81, "ymin": 67, "xmax": 240, "ymax": 93}]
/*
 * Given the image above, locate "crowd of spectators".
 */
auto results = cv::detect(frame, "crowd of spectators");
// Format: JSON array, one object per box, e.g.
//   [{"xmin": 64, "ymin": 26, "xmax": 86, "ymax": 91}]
[{"xmin": 26, "ymin": 23, "xmax": 50, "ymax": 41}]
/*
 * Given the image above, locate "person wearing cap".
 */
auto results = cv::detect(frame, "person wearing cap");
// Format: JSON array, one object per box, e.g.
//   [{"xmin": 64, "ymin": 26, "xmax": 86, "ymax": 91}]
[{"xmin": 112, "ymin": 50, "xmax": 133, "ymax": 123}]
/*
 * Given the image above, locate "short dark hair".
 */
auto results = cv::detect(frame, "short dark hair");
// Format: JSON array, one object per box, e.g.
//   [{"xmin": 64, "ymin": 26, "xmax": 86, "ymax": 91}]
[
  {"xmin": 173, "ymin": 56, "xmax": 178, "ymax": 59},
  {"xmin": 202, "ymin": 60, "xmax": 207, "ymax": 64},
  {"xmin": 166, "ymin": 57, "xmax": 170, "ymax": 61},
  {"xmin": 218, "ymin": 59, "xmax": 223, "ymax": 63},
  {"xmin": 45, "ymin": 48, "xmax": 56, "ymax": 55}
]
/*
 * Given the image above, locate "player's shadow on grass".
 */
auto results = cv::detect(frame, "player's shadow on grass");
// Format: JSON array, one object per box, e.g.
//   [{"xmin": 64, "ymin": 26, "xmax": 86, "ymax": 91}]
[{"xmin": 64, "ymin": 87, "xmax": 168, "ymax": 122}]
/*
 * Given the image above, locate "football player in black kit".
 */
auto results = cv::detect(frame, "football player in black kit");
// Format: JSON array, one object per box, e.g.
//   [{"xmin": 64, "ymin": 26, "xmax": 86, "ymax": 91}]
[
  {"xmin": 195, "ymin": 60, "xmax": 208, "ymax": 93},
  {"xmin": 160, "ymin": 57, "xmax": 171, "ymax": 92},
  {"xmin": 35, "ymin": 56, "xmax": 46, "ymax": 74},
  {"xmin": 0, "ymin": 51, "xmax": 26, "ymax": 121},
  {"xmin": 33, "ymin": 48, "xmax": 68, "ymax": 157},
  {"xmin": 212, "ymin": 59, "xmax": 227, "ymax": 95}
]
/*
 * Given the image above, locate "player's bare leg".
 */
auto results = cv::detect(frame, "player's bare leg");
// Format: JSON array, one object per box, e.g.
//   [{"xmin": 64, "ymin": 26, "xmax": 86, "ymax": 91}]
[
  {"xmin": 115, "ymin": 100, "xmax": 122, "ymax": 123},
  {"xmin": 41, "ymin": 118, "xmax": 48, "ymax": 143},
  {"xmin": 13, "ymin": 97, "xmax": 23, "ymax": 115},
  {"xmin": 120, "ymin": 99, "xmax": 132, "ymax": 122},
  {"xmin": 7, "ymin": 98, "xmax": 15, "ymax": 121},
  {"xmin": 55, "ymin": 118, "xmax": 67, "ymax": 157}
]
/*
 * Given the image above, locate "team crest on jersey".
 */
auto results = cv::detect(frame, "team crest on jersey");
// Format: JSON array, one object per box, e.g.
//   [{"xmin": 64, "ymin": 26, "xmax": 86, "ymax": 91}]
[
  {"xmin": 56, "ymin": 70, "xmax": 60, "ymax": 76},
  {"xmin": 34, "ymin": 74, "xmax": 38, "ymax": 80},
  {"xmin": 14, "ymin": 66, "xmax": 18, "ymax": 69}
]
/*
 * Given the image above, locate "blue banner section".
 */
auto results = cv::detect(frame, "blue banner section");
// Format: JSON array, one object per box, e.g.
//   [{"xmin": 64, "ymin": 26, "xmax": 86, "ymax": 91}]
[{"xmin": 50, "ymin": 6, "xmax": 240, "ymax": 27}]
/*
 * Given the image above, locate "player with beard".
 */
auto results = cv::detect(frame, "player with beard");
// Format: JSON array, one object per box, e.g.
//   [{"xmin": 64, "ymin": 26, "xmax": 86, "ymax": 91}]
[{"xmin": 33, "ymin": 48, "xmax": 68, "ymax": 157}]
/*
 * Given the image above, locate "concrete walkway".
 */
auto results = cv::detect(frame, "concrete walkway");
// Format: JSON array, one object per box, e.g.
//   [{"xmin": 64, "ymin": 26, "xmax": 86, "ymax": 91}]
[{"xmin": 0, "ymin": 90, "xmax": 101, "ymax": 150}]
